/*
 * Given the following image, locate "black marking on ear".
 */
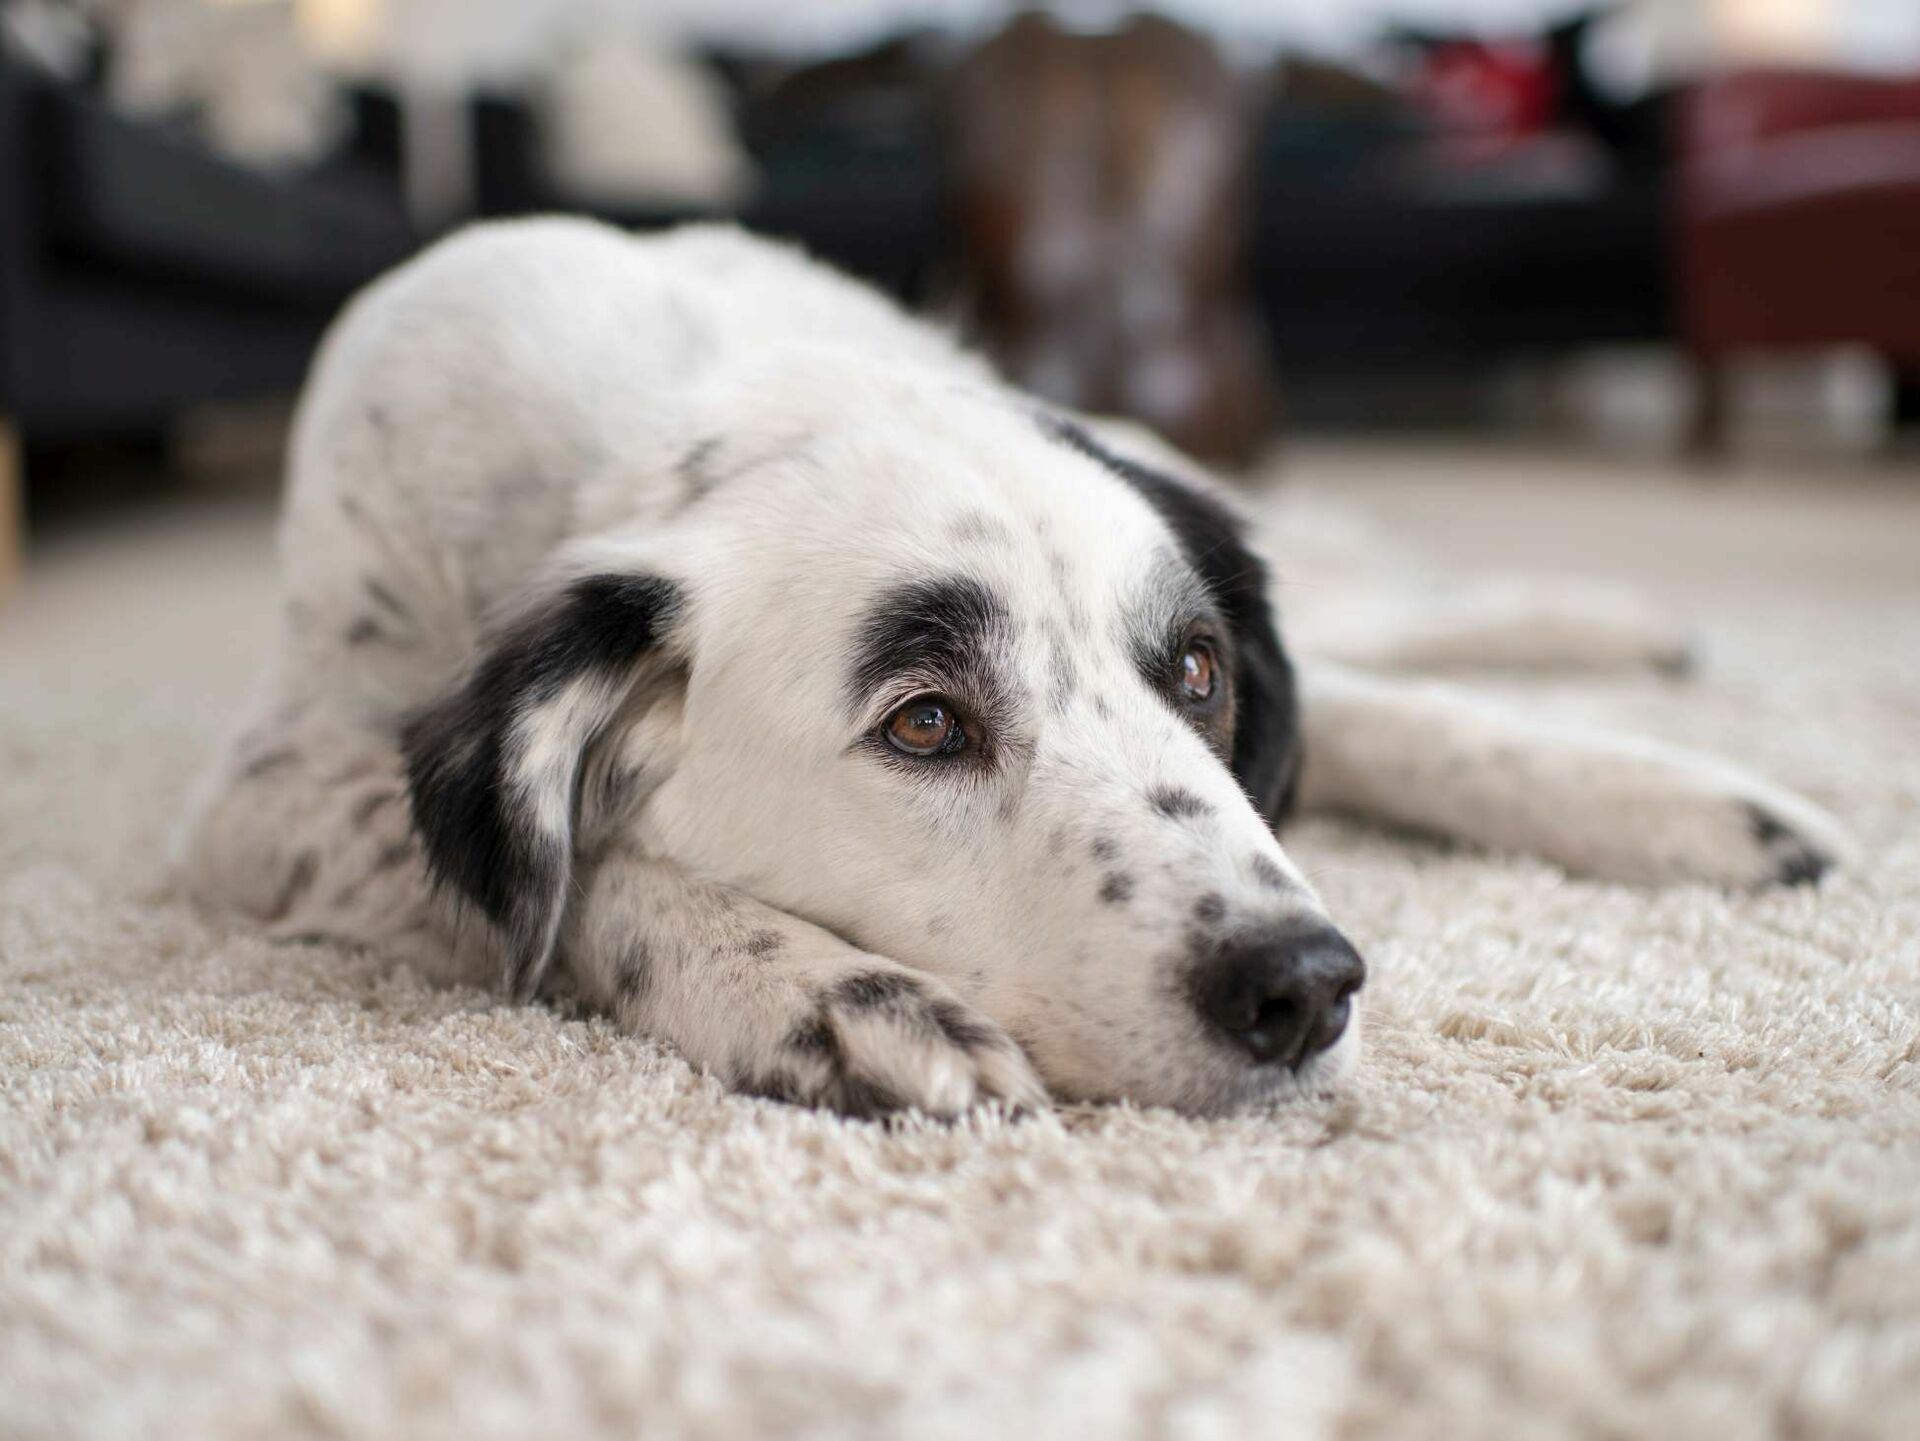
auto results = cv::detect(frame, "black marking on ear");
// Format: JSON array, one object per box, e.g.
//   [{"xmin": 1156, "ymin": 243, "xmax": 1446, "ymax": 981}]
[
  {"xmin": 1100, "ymin": 872, "xmax": 1135, "ymax": 905},
  {"xmin": 402, "ymin": 571, "xmax": 683, "ymax": 1002},
  {"xmin": 832, "ymin": 970, "xmax": 923, "ymax": 1010},
  {"xmin": 1149, "ymin": 785, "xmax": 1213, "ymax": 821},
  {"xmin": 1041, "ymin": 414, "xmax": 1301, "ymax": 829},
  {"xmin": 1249, "ymin": 854, "xmax": 1290, "ymax": 892},
  {"xmin": 846, "ymin": 575, "xmax": 1010, "ymax": 711}
]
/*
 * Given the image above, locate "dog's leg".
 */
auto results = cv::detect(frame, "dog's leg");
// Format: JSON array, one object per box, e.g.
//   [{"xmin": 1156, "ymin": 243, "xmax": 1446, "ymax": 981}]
[
  {"xmin": 1303, "ymin": 579, "xmax": 1696, "ymax": 677},
  {"xmin": 175, "ymin": 704, "xmax": 483, "ymax": 981},
  {"xmin": 561, "ymin": 850, "xmax": 1048, "ymax": 1118},
  {"xmin": 1293, "ymin": 663, "xmax": 1852, "ymax": 887}
]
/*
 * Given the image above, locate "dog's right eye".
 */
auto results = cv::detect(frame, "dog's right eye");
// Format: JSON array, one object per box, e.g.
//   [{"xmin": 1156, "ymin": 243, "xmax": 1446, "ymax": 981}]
[{"xmin": 884, "ymin": 697, "xmax": 964, "ymax": 758}]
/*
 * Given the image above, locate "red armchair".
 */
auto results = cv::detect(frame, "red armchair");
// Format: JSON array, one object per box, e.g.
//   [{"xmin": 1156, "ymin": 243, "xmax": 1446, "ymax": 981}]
[{"xmin": 1674, "ymin": 67, "xmax": 1920, "ymax": 447}]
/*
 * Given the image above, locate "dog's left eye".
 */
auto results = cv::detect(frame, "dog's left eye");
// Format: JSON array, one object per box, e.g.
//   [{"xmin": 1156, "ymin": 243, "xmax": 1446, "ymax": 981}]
[
  {"xmin": 1180, "ymin": 642, "xmax": 1217, "ymax": 703},
  {"xmin": 884, "ymin": 697, "xmax": 964, "ymax": 757}
]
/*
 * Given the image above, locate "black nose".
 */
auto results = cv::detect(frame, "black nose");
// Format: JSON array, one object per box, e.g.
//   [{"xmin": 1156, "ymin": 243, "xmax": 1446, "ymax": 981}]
[{"xmin": 1189, "ymin": 923, "xmax": 1367, "ymax": 1069}]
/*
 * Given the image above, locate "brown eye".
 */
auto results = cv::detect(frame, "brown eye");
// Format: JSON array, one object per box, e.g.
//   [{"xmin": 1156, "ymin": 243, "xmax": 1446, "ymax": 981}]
[
  {"xmin": 885, "ymin": 698, "xmax": 962, "ymax": 757},
  {"xmin": 1180, "ymin": 642, "xmax": 1217, "ymax": 703}
]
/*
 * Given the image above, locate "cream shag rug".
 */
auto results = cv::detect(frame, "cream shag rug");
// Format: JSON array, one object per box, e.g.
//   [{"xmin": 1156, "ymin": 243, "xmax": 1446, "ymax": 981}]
[{"xmin": 4, "ymin": 447, "xmax": 1918, "ymax": 1440}]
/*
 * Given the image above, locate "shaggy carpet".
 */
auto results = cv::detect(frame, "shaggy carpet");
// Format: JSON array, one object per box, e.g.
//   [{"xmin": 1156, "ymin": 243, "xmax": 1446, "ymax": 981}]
[{"xmin": 3, "ymin": 446, "xmax": 1917, "ymax": 1440}]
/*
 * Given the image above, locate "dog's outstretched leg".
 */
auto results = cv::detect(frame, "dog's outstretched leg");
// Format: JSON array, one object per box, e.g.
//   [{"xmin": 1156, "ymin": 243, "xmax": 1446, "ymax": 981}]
[
  {"xmin": 1293, "ymin": 663, "xmax": 1852, "ymax": 887},
  {"xmin": 562, "ymin": 851, "xmax": 1048, "ymax": 1119},
  {"xmin": 1301, "ymin": 579, "xmax": 1696, "ymax": 677}
]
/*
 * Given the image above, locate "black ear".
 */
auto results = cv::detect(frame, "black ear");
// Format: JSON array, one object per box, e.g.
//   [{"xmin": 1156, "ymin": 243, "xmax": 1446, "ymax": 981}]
[
  {"xmin": 1041, "ymin": 417, "xmax": 1302, "ymax": 827},
  {"xmin": 401, "ymin": 571, "xmax": 684, "ymax": 1000}
]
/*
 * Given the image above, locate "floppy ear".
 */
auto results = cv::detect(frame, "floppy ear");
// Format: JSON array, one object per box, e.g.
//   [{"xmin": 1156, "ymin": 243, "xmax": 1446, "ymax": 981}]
[
  {"xmin": 1042, "ymin": 416, "xmax": 1302, "ymax": 826},
  {"xmin": 401, "ymin": 570, "xmax": 685, "ymax": 1001}
]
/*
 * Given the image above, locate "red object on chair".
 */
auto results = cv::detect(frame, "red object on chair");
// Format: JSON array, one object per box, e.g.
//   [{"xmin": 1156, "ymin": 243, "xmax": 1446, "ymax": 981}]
[{"xmin": 1674, "ymin": 67, "xmax": 1920, "ymax": 442}]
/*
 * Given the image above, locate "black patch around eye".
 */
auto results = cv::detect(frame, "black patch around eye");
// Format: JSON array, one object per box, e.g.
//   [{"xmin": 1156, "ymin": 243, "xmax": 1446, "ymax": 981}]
[
  {"xmin": 847, "ymin": 575, "xmax": 1010, "ymax": 710},
  {"xmin": 1040, "ymin": 415, "xmax": 1302, "ymax": 830}
]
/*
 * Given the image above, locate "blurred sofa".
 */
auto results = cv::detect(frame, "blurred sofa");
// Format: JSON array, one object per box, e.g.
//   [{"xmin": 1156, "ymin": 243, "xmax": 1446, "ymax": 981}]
[
  {"xmin": 1675, "ymin": 67, "xmax": 1920, "ymax": 444},
  {"xmin": 0, "ymin": 56, "xmax": 414, "ymax": 447}
]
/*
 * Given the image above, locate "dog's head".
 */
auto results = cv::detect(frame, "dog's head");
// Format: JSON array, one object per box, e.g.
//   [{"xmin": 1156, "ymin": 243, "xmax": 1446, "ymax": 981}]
[{"xmin": 403, "ymin": 358, "xmax": 1363, "ymax": 1112}]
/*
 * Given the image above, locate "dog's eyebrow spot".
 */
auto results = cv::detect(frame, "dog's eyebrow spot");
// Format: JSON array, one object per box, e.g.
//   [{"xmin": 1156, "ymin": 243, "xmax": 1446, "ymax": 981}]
[
  {"xmin": 1193, "ymin": 892, "xmax": 1226, "ymax": 925},
  {"xmin": 1148, "ymin": 785, "xmax": 1214, "ymax": 821},
  {"xmin": 846, "ymin": 574, "xmax": 1010, "ymax": 708},
  {"xmin": 1100, "ymin": 872, "xmax": 1135, "ymax": 905},
  {"xmin": 1249, "ymin": 854, "xmax": 1291, "ymax": 892},
  {"xmin": 832, "ymin": 970, "xmax": 923, "ymax": 1010}
]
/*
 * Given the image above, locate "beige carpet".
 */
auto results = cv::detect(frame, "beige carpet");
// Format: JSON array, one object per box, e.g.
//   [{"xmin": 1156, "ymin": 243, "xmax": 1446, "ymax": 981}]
[{"xmin": 4, "ymin": 444, "xmax": 1918, "ymax": 1440}]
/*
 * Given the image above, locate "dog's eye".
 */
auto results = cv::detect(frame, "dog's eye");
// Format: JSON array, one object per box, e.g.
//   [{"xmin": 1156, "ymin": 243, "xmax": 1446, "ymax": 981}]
[
  {"xmin": 884, "ymin": 697, "xmax": 963, "ymax": 757},
  {"xmin": 1180, "ymin": 642, "xmax": 1217, "ymax": 703}
]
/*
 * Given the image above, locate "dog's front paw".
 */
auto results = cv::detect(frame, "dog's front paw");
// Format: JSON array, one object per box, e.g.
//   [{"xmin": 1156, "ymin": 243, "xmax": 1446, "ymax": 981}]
[
  {"xmin": 1576, "ymin": 762, "xmax": 1853, "ymax": 889},
  {"xmin": 747, "ymin": 969, "xmax": 1047, "ymax": 1120}
]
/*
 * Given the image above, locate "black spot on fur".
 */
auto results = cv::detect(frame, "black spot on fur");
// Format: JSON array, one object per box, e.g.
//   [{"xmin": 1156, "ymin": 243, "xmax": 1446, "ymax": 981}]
[
  {"xmin": 369, "ymin": 839, "xmax": 413, "ymax": 873},
  {"xmin": 364, "ymin": 578, "xmax": 410, "ymax": 621},
  {"xmin": 1193, "ymin": 892, "xmax": 1226, "ymax": 925},
  {"xmin": 266, "ymin": 852, "xmax": 318, "ymax": 921},
  {"xmin": 833, "ymin": 970, "xmax": 923, "ymax": 1010},
  {"xmin": 928, "ymin": 999, "xmax": 999, "ymax": 1053},
  {"xmin": 241, "ymin": 748, "xmax": 298, "ymax": 781},
  {"xmin": 1746, "ymin": 804, "xmax": 1831, "ymax": 887},
  {"xmin": 1041, "ymin": 415, "xmax": 1301, "ymax": 829},
  {"xmin": 1100, "ymin": 872, "xmax": 1135, "ymax": 905},
  {"xmin": 345, "ymin": 617, "xmax": 391, "ymax": 646},
  {"xmin": 402, "ymin": 571, "xmax": 682, "ymax": 1001},
  {"xmin": 786, "ymin": 1013, "xmax": 839, "ymax": 1059},
  {"xmin": 1249, "ymin": 853, "xmax": 1290, "ymax": 892},
  {"xmin": 677, "ymin": 437, "xmax": 722, "ymax": 497},
  {"xmin": 1090, "ymin": 834, "xmax": 1120, "ymax": 863},
  {"xmin": 1149, "ymin": 785, "xmax": 1213, "ymax": 821},
  {"xmin": 351, "ymin": 790, "xmax": 400, "ymax": 825},
  {"xmin": 741, "ymin": 929, "xmax": 784, "ymax": 958},
  {"xmin": 949, "ymin": 511, "xmax": 1012, "ymax": 548},
  {"xmin": 616, "ymin": 945, "xmax": 649, "ymax": 1009}
]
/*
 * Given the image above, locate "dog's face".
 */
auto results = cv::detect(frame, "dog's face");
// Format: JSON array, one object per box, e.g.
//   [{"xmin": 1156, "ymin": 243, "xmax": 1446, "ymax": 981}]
[{"xmin": 406, "ymin": 363, "xmax": 1364, "ymax": 1113}]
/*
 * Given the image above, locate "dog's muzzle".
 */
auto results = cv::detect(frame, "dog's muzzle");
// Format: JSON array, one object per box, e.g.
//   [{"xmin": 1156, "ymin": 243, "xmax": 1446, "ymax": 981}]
[{"xmin": 1189, "ymin": 921, "xmax": 1367, "ymax": 1069}]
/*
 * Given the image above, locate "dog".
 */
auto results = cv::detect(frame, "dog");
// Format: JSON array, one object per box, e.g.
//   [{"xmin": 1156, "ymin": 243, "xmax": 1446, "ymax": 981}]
[{"xmin": 179, "ymin": 219, "xmax": 1851, "ymax": 1119}]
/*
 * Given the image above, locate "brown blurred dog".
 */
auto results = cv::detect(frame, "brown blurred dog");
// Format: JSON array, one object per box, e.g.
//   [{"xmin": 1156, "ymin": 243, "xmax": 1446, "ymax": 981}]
[{"xmin": 951, "ymin": 13, "xmax": 1275, "ymax": 467}]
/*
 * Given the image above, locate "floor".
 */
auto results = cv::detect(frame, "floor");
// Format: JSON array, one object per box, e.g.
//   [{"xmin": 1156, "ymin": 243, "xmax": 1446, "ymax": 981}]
[{"xmin": 2, "ymin": 441, "xmax": 1917, "ymax": 1440}]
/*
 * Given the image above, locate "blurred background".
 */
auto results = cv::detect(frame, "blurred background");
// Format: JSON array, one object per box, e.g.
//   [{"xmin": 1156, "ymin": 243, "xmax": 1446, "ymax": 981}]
[{"xmin": 3, "ymin": 0, "xmax": 1919, "ymax": 589}]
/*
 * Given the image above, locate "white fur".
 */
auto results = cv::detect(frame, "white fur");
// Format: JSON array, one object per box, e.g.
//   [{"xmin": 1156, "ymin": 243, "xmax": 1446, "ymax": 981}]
[{"xmin": 178, "ymin": 218, "xmax": 1849, "ymax": 1119}]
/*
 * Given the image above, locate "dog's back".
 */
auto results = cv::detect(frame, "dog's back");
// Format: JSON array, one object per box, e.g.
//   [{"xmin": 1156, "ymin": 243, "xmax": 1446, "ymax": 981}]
[{"xmin": 274, "ymin": 218, "xmax": 978, "ymax": 722}]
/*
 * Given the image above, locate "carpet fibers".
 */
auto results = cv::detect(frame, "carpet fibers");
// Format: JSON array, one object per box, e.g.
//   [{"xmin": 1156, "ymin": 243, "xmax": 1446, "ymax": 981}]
[{"xmin": 3, "ymin": 446, "xmax": 1918, "ymax": 1440}]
